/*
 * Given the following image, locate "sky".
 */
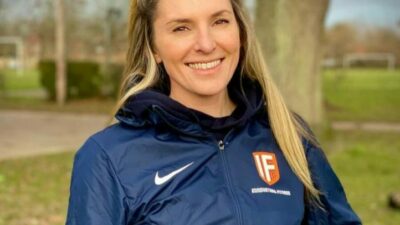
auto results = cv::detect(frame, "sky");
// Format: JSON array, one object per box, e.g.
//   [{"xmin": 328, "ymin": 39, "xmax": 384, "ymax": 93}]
[
  {"xmin": 325, "ymin": 0, "xmax": 400, "ymax": 29},
  {"xmin": 245, "ymin": 0, "xmax": 400, "ymax": 30}
]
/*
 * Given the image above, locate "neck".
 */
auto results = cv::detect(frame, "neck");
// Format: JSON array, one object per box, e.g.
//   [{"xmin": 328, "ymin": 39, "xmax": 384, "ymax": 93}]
[{"xmin": 170, "ymin": 89, "xmax": 236, "ymax": 118}]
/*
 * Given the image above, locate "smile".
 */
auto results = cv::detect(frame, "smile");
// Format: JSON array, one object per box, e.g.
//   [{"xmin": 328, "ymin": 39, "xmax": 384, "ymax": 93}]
[{"xmin": 186, "ymin": 58, "xmax": 223, "ymax": 70}]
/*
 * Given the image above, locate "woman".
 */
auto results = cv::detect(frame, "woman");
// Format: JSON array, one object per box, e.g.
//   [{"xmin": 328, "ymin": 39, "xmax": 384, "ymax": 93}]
[{"xmin": 66, "ymin": 0, "xmax": 361, "ymax": 224}]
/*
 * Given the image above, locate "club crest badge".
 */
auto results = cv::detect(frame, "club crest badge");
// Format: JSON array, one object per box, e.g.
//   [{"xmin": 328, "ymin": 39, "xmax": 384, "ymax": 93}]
[{"xmin": 253, "ymin": 152, "xmax": 280, "ymax": 186}]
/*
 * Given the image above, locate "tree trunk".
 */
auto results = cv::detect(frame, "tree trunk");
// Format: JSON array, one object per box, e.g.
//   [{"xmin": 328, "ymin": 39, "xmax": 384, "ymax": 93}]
[
  {"xmin": 255, "ymin": 0, "xmax": 329, "ymax": 125},
  {"xmin": 55, "ymin": 0, "xmax": 66, "ymax": 105}
]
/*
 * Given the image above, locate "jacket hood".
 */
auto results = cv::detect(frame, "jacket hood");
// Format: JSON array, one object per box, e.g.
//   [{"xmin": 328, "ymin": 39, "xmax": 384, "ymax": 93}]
[{"xmin": 115, "ymin": 75, "xmax": 266, "ymax": 137}]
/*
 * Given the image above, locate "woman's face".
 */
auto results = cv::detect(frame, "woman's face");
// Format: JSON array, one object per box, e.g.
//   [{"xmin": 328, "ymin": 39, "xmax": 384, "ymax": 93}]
[{"xmin": 152, "ymin": 0, "xmax": 240, "ymax": 102}]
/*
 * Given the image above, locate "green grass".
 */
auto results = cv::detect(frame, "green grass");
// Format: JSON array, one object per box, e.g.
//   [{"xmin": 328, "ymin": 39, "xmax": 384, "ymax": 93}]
[
  {"xmin": 323, "ymin": 68, "xmax": 400, "ymax": 122},
  {"xmin": 0, "ymin": 152, "xmax": 74, "ymax": 225},
  {"xmin": 324, "ymin": 131, "xmax": 400, "ymax": 225},
  {"xmin": 0, "ymin": 69, "xmax": 41, "ymax": 91},
  {"xmin": 0, "ymin": 131, "xmax": 399, "ymax": 224}
]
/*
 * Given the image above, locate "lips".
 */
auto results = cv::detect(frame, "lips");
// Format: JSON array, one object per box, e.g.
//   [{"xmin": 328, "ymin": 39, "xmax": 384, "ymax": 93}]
[{"xmin": 186, "ymin": 58, "xmax": 224, "ymax": 70}]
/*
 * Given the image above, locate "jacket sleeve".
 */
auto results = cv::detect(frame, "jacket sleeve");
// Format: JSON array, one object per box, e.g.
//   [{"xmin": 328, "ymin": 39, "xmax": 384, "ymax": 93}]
[
  {"xmin": 304, "ymin": 143, "xmax": 362, "ymax": 225},
  {"xmin": 66, "ymin": 138, "xmax": 127, "ymax": 225}
]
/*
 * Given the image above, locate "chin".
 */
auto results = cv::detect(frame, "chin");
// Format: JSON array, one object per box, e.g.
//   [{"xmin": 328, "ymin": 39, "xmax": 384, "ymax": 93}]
[{"xmin": 192, "ymin": 84, "xmax": 228, "ymax": 97}]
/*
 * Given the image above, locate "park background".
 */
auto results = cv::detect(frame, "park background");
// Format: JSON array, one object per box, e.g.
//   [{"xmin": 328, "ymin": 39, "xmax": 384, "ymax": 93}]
[{"xmin": 0, "ymin": 0, "xmax": 399, "ymax": 224}]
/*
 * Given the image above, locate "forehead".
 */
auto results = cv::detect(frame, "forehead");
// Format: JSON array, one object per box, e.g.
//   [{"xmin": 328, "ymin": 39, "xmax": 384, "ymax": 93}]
[{"xmin": 155, "ymin": 0, "xmax": 234, "ymax": 20}]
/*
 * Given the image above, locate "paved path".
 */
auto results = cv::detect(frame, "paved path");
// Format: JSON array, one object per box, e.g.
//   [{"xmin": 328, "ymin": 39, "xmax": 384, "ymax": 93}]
[
  {"xmin": 332, "ymin": 121, "xmax": 400, "ymax": 132},
  {"xmin": 0, "ymin": 110, "xmax": 109, "ymax": 161},
  {"xmin": 0, "ymin": 110, "xmax": 399, "ymax": 161}
]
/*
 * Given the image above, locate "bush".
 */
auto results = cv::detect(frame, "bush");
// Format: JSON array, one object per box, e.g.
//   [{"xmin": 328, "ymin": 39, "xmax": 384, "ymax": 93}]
[
  {"xmin": 105, "ymin": 63, "xmax": 124, "ymax": 98},
  {"xmin": 0, "ymin": 70, "xmax": 5, "ymax": 96},
  {"xmin": 39, "ymin": 60, "xmax": 103, "ymax": 100}
]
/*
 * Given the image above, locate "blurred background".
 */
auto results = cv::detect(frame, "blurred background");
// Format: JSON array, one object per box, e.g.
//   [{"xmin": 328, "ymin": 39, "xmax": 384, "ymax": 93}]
[{"xmin": 0, "ymin": 0, "xmax": 399, "ymax": 224}]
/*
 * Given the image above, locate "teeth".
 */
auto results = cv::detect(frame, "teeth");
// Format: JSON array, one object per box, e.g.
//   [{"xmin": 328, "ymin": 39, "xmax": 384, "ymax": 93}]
[{"xmin": 188, "ymin": 59, "xmax": 221, "ymax": 70}]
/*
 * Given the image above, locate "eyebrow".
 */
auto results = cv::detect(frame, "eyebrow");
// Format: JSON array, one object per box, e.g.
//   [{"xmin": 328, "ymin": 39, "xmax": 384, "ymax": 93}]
[{"xmin": 166, "ymin": 10, "xmax": 233, "ymax": 25}]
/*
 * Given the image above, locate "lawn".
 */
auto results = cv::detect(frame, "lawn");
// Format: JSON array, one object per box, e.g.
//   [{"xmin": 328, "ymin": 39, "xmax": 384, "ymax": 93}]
[
  {"xmin": 0, "ymin": 69, "xmax": 41, "ymax": 91},
  {"xmin": 0, "ymin": 131, "xmax": 399, "ymax": 225},
  {"xmin": 323, "ymin": 68, "xmax": 400, "ymax": 122},
  {"xmin": 325, "ymin": 131, "xmax": 400, "ymax": 225},
  {"xmin": 0, "ymin": 152, "xmax": 74, "ymax": 225}
]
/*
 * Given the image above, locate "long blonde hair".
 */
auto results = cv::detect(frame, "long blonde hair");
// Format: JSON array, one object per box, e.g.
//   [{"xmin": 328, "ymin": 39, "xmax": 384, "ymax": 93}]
[{"xmin": 111, "ymin": 0, "xmax": 320, "ymax": 203}]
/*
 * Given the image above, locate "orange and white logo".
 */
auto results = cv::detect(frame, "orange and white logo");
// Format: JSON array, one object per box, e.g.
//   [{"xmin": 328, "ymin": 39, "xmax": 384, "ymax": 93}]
[{"xmin": 253, "ymin": 152, "xmax": 280, "ymax": 186}]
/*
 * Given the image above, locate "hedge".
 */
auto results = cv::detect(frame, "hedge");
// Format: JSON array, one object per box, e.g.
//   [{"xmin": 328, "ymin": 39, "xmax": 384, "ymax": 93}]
[
  {"xmin": 103, "ymin": 63, "xmax": 124, "ymax": 98},
  {"xmin": 39, "ymin": 60, "xmax": 103, "ymax": 100}
]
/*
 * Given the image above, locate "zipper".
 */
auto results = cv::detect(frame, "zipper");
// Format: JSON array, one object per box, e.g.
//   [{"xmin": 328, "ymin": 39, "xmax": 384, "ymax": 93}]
[
  {"xmin": 217, "ymin": 137, "xmax": 244, "ymax": 225},
  {"xmin": 218, "ymin": 140, "xmax": 225, "ymax": 150}
]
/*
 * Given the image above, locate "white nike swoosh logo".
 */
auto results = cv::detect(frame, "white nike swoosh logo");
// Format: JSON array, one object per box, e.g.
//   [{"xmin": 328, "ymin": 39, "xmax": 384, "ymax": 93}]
[{"xmin": 154, "ymin": 162, "xmax": 194, "ymax": 186}]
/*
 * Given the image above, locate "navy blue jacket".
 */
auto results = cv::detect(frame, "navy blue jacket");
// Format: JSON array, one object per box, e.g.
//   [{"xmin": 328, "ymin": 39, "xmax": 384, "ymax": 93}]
[{"xmin": 66, "ymin": 81, "xmax": 361, "ymax": 225}]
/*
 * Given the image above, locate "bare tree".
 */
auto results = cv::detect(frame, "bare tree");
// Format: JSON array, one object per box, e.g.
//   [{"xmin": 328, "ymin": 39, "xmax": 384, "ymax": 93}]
[
  {"xmin": 55, "ymin": 0, "xmax": 66, "ymax": 105},
  {"xmin": 255, "ymin": 0, "xmax": 329, "ymax": 125},
  {"xmin": 363, "ymin": 27, "xmax": 400, "ymax": 65},
  {"xmin": 324, "ymin": 23, "xmax": 359, "ymax": 61}
]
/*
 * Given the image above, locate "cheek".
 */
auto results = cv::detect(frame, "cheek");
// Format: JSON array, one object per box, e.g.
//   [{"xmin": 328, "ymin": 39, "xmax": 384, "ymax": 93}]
[
  {"xmin": 216, "ymin": 27, "xmax": 241, "ymax": 54},
  {"xmin": 154, "ymin": 33, "xmax": 193, "ymax": 64},
  {"xmin": 231, "ymin": 30, "xmax": 241, "ymax": 53}
]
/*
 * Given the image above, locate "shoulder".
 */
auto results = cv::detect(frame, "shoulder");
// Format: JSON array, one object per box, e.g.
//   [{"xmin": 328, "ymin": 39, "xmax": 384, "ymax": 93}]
[
  {"xmin": 67, "ymin": 125, "xmax": 131, "ymax": 225},
  {"xmin": 304, "ymin": 142, "xmax": 331, "ymax": 180},
  {"xmin": 71, "ymin": 122, "xmax": 150, "ymax": 192},
  {"xmin": 74, "ymin": 122, "xmax": 153, "ymax": 168},
  {"xmin": 303, "ymin": 138, "xmax": 362, "ymax": 223},
  {"xmin": 86, "ymin": 122, "xmax": 152, "ymax": 152}
]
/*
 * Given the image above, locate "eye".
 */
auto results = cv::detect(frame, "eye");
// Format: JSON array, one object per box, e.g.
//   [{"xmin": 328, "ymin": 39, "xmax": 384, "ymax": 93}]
[
  {"xmin": 215, "ymin": 19, "xmax": 230, "ymax": 25},
  {"xmin": 173, "ymin": 26, "xmax": 189, "ymax": 32}
]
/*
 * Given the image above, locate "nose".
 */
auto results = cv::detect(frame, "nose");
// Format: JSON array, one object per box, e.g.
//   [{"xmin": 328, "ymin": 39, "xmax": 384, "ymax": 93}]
[{"xmin": 194, "ymin": 27, "xmax": 216, "ymax": 54}]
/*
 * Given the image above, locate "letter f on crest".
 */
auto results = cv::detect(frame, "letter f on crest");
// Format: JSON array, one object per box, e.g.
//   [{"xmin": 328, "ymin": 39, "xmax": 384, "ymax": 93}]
[{"xmin": 253, "ymin": 152, "xmax": 280, "ymax": 186}]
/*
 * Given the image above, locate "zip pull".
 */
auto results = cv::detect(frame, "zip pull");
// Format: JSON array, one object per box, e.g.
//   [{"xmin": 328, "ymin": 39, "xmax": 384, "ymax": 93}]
[{"xmin": 218, "ymin": 140, "xmax": 225, "ymax": 150}]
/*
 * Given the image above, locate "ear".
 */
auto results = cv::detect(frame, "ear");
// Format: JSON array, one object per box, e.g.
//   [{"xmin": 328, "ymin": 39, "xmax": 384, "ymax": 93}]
[{"xmin": 153, "ymin": 52, "xmax": 162, "ymax": 63}]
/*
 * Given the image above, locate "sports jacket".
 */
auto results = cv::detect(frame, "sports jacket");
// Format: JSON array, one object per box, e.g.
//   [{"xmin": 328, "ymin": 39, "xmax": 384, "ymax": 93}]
[{"xmin": 66, "ymin": 78, "xmax": 362, "ymax": 225}]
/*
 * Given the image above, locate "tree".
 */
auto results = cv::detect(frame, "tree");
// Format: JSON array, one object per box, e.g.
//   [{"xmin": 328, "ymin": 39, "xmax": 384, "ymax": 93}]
[
  {"xmin": 255, "ymin": 0, "xmax": 329, "ymax": 125},
  {"xmin": 364, "ymin": 27, "xmax": 400, "ymax": 51},
  {"xmin": 324, "ymin": 23, "xmax": 359, "ymax": 61},
  {"xmin": 55, "ymin": 0, "xmax": 66, "ymax": 105}
]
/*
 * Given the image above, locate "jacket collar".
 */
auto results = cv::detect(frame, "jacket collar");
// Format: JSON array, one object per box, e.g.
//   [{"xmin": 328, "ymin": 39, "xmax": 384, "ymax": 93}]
[{"xmin": 115, "ymin": 75, "xmax": 266, "ymax": 137}]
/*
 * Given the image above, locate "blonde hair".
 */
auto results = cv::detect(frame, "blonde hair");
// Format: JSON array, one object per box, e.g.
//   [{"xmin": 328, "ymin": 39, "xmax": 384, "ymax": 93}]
[{"xmin": 111, "ymin": 0, "xmax": 320, "ymax": 203}]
